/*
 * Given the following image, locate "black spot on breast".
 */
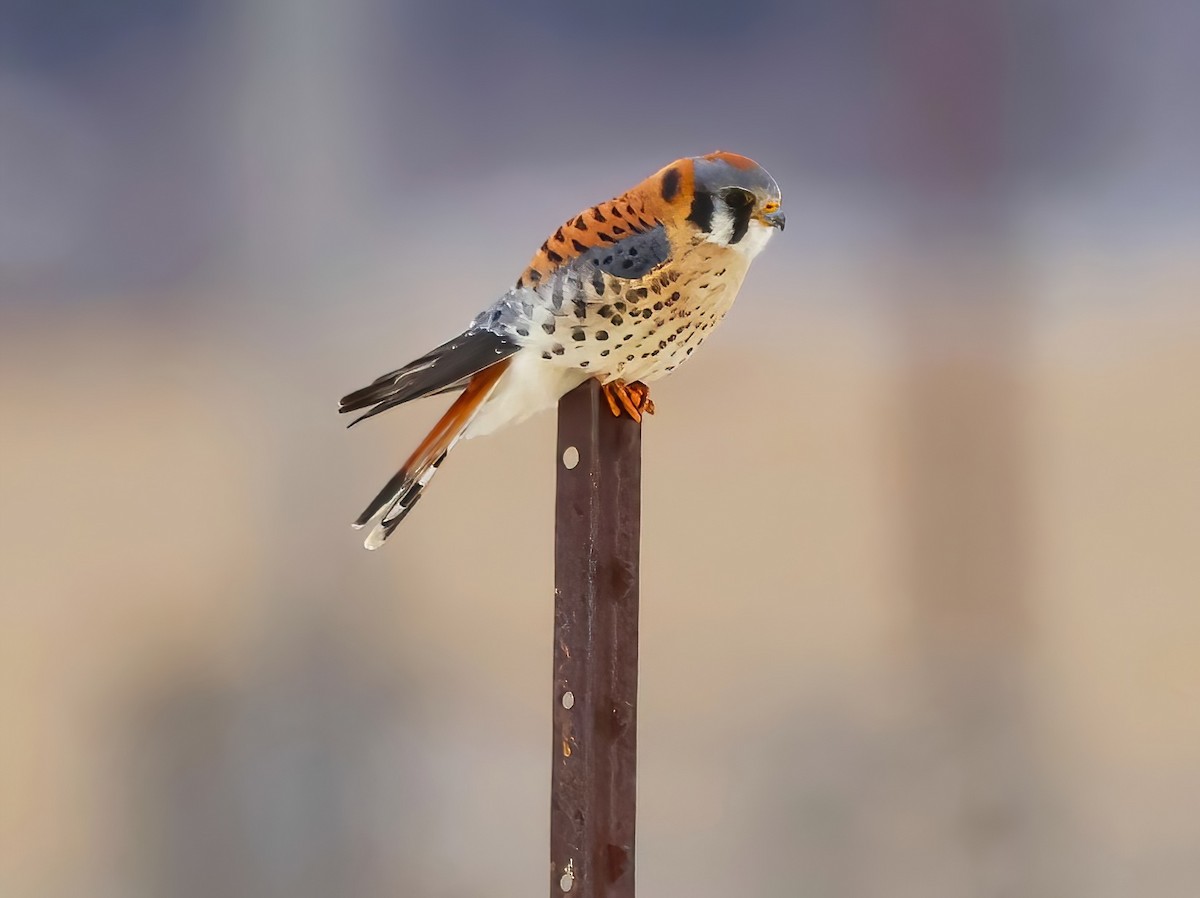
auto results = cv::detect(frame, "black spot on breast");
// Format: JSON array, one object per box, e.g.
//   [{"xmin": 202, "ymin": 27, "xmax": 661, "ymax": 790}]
[
  {"xmin": 542, "ymin": 351, "xmax": 552, "ymax": 359},
  {"xmin": 546, "ymin": 249, "xmax": 563, "ymax": 264},
  {"xmin": 614, "ymin": 301, "xmax": 626, "ymax": 312},
  {"xmin": 600, "ymin": 349, "xmax": 610, "ymax": 357},
  {"xmin": 611, "ymin": 206, "xmax": 624, "ymax": 218},
  {"xmin": 528, "ymin": 270, "xmax": 542, "ymax": 283},
  {"xmin": 595, "ymin": 330, "xmax": 609, "ymax": 341},
  {"xmin": 627, "ymin": 354, "xmax": 635, "ymax": 361},
  {"xmin": 580, "ymin": 360, "xmax": 589, "ymax": 367},
  {"xmin": 574, "ymin": 216, "xmax": 587, "ymax": 230},
  {"xmin": 641, "ymin": 309, "xmax": 652, "ymax": 319},
  {"xmin": 592, "ymin": 208, "xmax": 606, "ymax": 223},
  {"xmin": 660, "ymin": 167, "xmax": 681, "ymax": 201},
  {"xmin": 552, "ymin": 344, "xmax": 564, "ymax": 355},
  {"xmin": 611, "ymin": 314, "xmax": 624, "ymax": 326},
  {"xmin": 653, "ymin": 301, "xmax": 663, "ymax": 311},
  {"xmin": 572, "ymin": 329, "xmax": 586, "ymax": 341},
  {"xmin": 598, "ymin": 304, "xmax": 612, "ymax": 317},
  {"xmin": 598, "ymin": 232, "xmax": 615, "ymax": 244},
  {"xmin": 572, "ymin": 239, "xmax": 587, "ymax": 252},
  {"xmin": 687, "ymin": 191, "xmax": 714, "ymax": 231},
  {"xmin": 612, "ymin": 225, "xmax": 626, "ymax": 235},
  {"xmin": 542, "ymin": 321, "xmax": 556, "ymax": 334},
  {"xmin": 516, "ymin": 327, "xmax": 530, "ymax": 336}
]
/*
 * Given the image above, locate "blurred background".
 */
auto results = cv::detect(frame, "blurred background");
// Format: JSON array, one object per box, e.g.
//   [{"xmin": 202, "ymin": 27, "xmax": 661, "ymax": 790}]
[{"xmin": 2, "ymin": 1, "xmax": 1198, "ymax": 896}]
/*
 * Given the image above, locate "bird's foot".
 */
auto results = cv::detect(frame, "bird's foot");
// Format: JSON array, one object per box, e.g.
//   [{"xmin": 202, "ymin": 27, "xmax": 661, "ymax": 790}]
[{"xmin": 601, "ymin": 379, "xmax": 655, "ymax": 423}]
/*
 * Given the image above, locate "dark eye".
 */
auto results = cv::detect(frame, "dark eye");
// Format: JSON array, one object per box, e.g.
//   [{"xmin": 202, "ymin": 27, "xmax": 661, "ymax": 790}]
[{"xmin": 723, "ymin": 188, "xmax": 754, "ymax": 208}]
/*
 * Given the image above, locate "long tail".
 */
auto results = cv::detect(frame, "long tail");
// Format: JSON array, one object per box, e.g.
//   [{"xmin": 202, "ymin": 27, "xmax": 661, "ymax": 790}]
[{"xmin": 353, "ymin": 359, "xmax": 511, "ymax": 549}]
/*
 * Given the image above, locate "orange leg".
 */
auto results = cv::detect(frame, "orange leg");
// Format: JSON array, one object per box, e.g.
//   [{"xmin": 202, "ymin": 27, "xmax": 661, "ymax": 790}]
[
  {"xmin": 600, "ymin": 379, "xmax": 655, "ymax": 423},
  {"xmin": 601, "ymin": 381, "xmax": 623, "ymax": 418},
  {"xmin": 625, "ymin": 381, "xmax": 655, "ymax": 417}
]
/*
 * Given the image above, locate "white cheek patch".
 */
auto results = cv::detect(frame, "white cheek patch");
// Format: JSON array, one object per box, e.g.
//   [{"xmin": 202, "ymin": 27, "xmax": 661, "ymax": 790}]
[
  {"xmin": 704, "ymin": 204, "xmax": 735, "ymax": 245},
  {"xmin": 737, "ymin": 220, "xmax": 775, "ymax": 259}
]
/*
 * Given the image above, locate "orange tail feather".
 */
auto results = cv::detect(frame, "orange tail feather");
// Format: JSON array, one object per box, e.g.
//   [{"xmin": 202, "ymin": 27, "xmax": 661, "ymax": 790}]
[{"xmin": 354, "ymin": 359, "xmax": 511, "ymax": 548}]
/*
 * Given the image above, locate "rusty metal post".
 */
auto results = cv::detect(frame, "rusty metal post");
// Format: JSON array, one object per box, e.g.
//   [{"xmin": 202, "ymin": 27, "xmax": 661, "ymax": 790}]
[{"xmin": 550, "ymin": 379, "xmax": 641, "ymax": 898}]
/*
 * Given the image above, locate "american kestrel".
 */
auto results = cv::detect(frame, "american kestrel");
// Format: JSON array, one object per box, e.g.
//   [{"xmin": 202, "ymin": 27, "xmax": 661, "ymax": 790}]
[{"xmin": 341, "ymin": 151, "xmax": 784, "ymax": 548}]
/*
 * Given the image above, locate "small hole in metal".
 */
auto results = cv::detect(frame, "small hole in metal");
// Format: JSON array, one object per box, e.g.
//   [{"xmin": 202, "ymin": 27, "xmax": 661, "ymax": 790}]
[
  {"xmin": 562, "ymin": 691, "xmax": 575, "ymax": 709},
  {"xmin": 562, "ymin": 446, "xmax": 579, "ymax": 469}
]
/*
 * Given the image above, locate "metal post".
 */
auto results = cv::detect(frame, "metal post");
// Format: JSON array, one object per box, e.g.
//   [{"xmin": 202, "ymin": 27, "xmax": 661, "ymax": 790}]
[{"xmin": 550, "ymin": 379, "xmax": 641, "ymax": 898}]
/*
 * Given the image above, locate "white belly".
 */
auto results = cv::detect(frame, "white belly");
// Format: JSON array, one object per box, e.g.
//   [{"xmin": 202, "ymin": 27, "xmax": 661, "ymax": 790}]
[{"xmin": 465, "ymin": 350, "xmax": 588, "ymax": 438}]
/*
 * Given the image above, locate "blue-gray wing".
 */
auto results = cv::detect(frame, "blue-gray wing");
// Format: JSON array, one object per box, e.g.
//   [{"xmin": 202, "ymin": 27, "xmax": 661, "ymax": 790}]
[
  {"xmin": 477, "ymin": 225, "xmax": 673, "ymax": 337},
  {"xmin": 569, "ymin": 225, "xmax": 672, "ymax": 281},
  {"xmin": 339, "ymin": 327, "xmax": 518, "ymax": 424},
  {"xmin": 340, "ymin": 227, "xmax": 672, "ymax": 420}
]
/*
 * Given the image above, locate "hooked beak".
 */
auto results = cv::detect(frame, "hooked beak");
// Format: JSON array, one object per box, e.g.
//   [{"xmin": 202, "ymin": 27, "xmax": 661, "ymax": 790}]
[{"xmin": 765, "ymin": 210, "xmax": 786, "ymax": 231}]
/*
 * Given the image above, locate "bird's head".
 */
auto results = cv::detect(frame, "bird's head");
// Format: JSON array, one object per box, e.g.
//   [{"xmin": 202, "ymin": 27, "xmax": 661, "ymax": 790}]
[{"xmin": 649, "ymin": 151, "xmax": 784, "ymax": 257}]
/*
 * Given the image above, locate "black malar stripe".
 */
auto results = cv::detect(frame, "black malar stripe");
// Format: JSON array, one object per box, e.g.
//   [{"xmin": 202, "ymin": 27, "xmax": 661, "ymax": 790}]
[{"xmin": 729, "ymin": 201, "xmax": 753, "ymax": 244}]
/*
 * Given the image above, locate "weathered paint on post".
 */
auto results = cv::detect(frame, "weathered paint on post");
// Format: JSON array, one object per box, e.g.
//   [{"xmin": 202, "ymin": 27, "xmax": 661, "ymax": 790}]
[{"xmin": 551, "ymin": 379, "xmax": 641, "ymax": 898}]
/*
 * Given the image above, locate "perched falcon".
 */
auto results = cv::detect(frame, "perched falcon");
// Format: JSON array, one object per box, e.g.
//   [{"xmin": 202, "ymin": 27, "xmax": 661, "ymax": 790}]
[{"xmin": 340, "ymin": 151, "xmax": 784, "ymax": 548}]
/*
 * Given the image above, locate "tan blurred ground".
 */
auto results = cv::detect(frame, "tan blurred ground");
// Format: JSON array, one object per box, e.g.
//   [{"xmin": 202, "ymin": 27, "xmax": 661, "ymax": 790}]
[{"xmin": 3, "ymin": 249, "xmax": 1198, "ymax": 897}]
